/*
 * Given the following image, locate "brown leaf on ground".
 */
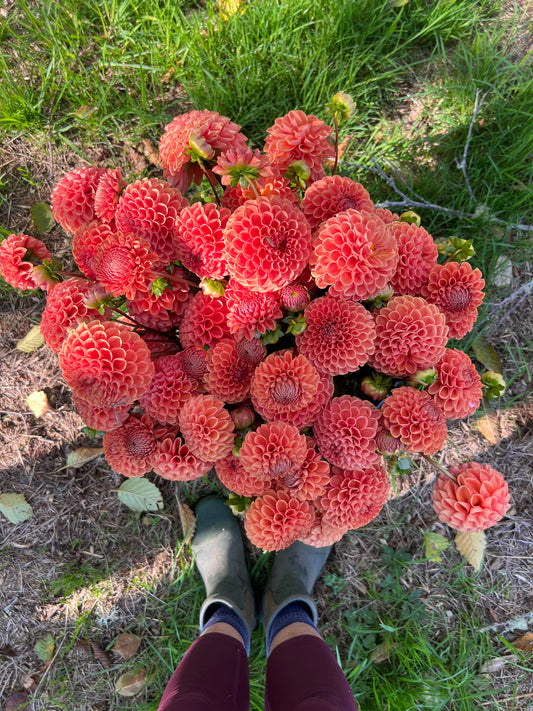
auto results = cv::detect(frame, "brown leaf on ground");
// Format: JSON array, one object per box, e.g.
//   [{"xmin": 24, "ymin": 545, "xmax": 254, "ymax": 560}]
[
  {"xmin": 371, "ymin": 641, "xmax": 396, "ymax": 663},
  {"xmin": 26, "ymin": 390, "xmax": 52, "ymax": 417},
  {"xmin": 112, "ymin": 633, "xmax": 141, "ymax": 660},
  {"xmin": 60, "ymin": 447, "xmax": 105, "ymax": 471},
  {"xmin": 480, "ymin": 655, "xmax": 518, "ymax": 674},
  {"xmin": 142, "ymin": 139, "xmax": 162, "ymax": 167},
  {"xmin": 115, "ymin": 668, "xmax": 148, "ymax": 697},
  {"xmin": 177, "ymin": 498, "xmax": 196, "ymax": 544},
  {"xmin": 512, "ymin": 631, "xmax": 533, "ymax": 653},
  {"xmin": 454, "ymin": 529, "xmax": 486, "ymax": 572},
  {"xmin": 4, "ymin": 693, "xmax": 29, "ymax": 711},
  {"xmin": 75, "ymin": 640, "xmax": 111, "ymax": 669},
  {"xmin": 475, "ymin": 413, "xmax": 501, "ymax": 445}
]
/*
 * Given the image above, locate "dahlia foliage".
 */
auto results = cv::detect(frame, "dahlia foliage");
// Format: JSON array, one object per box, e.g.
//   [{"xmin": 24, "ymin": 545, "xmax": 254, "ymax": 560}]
[{"xmin": 0, "ymin": 104, "xmax": 510, "ymax": 553}]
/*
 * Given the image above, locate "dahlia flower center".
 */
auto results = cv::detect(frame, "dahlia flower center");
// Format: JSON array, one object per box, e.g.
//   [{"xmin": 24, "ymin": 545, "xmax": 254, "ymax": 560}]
[
  {"xmin": 318, "ymin": 319, "xmax": 342, "ymax": 343},
  {"xmin": 100, "ymin": 247, "xmax": 136, "ymax": 280},
  {"xmin": 269, "ymin": 455, "xmax": 293, "ymax": 478},
  {"xmin": 337, "ymin": 196, "xmax": 358, "ymax": 211},
  {"xmin": 421, "ymin": 400, "xmax": 441, "ymax": 422},
  {"xmin": 125, "ymin": 428, "xmax": 154, "ymax": 456},
  {"xmin": 271, "ymin": 377, "xmax": 301, "ymax": 405},
  {"xmin": 266, "ymin": 229, "xmax": 287, "ymax": 250},
  {"xmin": 445, "ymin": 285, "xmax": 471, "ymax": 312}
]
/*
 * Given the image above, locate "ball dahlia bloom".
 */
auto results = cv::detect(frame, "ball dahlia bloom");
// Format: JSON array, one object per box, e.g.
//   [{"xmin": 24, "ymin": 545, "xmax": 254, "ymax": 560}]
[
  {"xmin": 381, "ymin": 386, "xmax": 447, "ymax": 455},
  {"xmin": 250, "ymin": 350, "xmax": 319, "ymax": 418},
  {"xmin": 389, "ymin": 222, "xmax": 438, "ymax": 296},
  {"xmin": 221, "ymin": 174, "xmax": 300, "ymax": 212},
  {"xmin": 159, "ymin": 109, "xmax": 248, "ymax": 192},
  {"xmin": 432, "ymin": 462, "xmax": 510, "ymax": 531},
  {"xmin": 421, "ymin": 262, "xmax": 485, "ymax": 340},
  {"xmin": 0, "ymin": 233, "xmax": 51, "ymax": 290},
  {"xmin": 178, "ymin": 394, "xmax": 234, "ymax": 463},
  {"xmin": 179, "ymin": 292, "xmax": 230, "ymax": 349},
  {"xmin": 300, "ymin": 176, "xmax": 374, "ymax": 231},
  {"xmin": 370, "ymin": 296, "xmax": 448, "ymax": 376},
  {"xmin": 94, "ymin": 231, "xmax": 159, "ymax": 300},
  {"xmin": 275, "ymin": 437, "xmax": 331, "ymax": 502},
  {"xmin": 295, "ymin": 295, "xmax": 376, "ymax": 376},
  {"xmin": 319, "ymin": 464, "xmax": 390, "ymax": 531},
  {"xmin": 94, "ymin": 167, "xmax": 125, "ymax": 223},
  {"xmin": 244, "ymin": 489, "xmax": 315, "ymax": 551},
  {"xmin": 59, "ymin": 320, "xmax": 154, "ymax": 407},
  {"xmin": 310, "ymin": 209, "xmax": 398, "ymax": 300},
  {"xmin": 313, "ymin": 395, "xmax": 381, "ymax": 470},
  {"xmin": 264, "ymin": 110, "xmax": 334, "ymax": 182},
  {"xmin": 103, "ymin": 415, "xmax": 156, "ymax": 477},
  {"xmin": 299, "ymin": 509, "xmax": 347, "ymax": 548},
  {"xmin": 215, "ymin": 453, "xmax": 270, "ymax": 497},
  {"xmin": 175, "ymin": 202, "xmax": 231, "ymax": 279},
  {"xmin": 224, "ymin": 196, "xmax": 312, "ymax": 292},
  {"xmin": 225, "ymin": 280, "xmax": 283, "ymax": 341},
  {"xmin": 151, "ymin": 429, "xmax": 211, "ymax": 481},
  {"xmin": 140, "ymin": 354, "xmax": 199, "ymax": 425},
  {"xmin": 51, "ymin": 166, "xmax": 105, "ymax": 233},
  {"xmin": 239, "ymin": 421, "xmax": 308, "ymax": 485},
  {"xmin": 203, "ymin": 338, "xmax": 256, "ymax": 404},
  {"xmin": 177, "ymin": 346, "xmax": 208, "ymax": 380},
  {"xmin": 127, "ymin": 266, "xmax": 189, "ymax": 332},
  {"xmin": 72, "ymin": 221, "xmax": 115, "ymax": 280},
  {"xmin": 114, "ymin": 178, "xmax": 188, "ymax": 265},
  {"xmin": 72, "ymin": 395, "xmax": 130, "ymax": 432},
  {"xmin": 279, "ymin": 283, "xmax": 310, "ymax": 312},
  {"xmin": 428, "ymin": 348, "xmax": 482, "ymax": 419}
]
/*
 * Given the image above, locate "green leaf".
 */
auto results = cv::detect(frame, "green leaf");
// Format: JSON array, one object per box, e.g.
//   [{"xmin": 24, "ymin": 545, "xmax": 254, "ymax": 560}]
[
  {"xmin": 30, "ymin": 202, "xmax": 55, "ymax": 235},
  {"xmin": 0, "ymin": 493, "xmax": 33, "ymax": 524},
  {"xmin": 117, "ymin": 478, "xmax": 163, "ymax": 512},
  {"xmin": 388, "ymin": 0, "xmax": 410, "ymax": 6},
  {"xmin": 16, "ymin": 324, "xmax": 44, "ymax": 353},
  {"xmin": 454, "ymin": 529, "xmax": 486, "ymax": 572},
  {"xmin": 424, "ymin": 532, "xmax": 449, "ymax": 562},
  {"xmin": 35, "ymin": 634, "xmax": 55, "ymax": 662},
  {"xmin": 472, "ymin": 336, "xmax": 502, "ymax": 373}
]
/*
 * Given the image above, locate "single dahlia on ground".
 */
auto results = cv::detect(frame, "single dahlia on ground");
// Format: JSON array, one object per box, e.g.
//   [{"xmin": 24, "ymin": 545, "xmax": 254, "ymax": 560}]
[
  {"xmin": 313, "ymin": 395, "xmax": 381, "ymax": 470},
  {"xmin": 72, "ymin": 395, "xmax": 131, "ymax": 432},
  {"xmin": 175, "ymin": 202, "xmax": 231, "ymax": 279},
  {"xmin": 421, "ymin": 261, "xmax": 485, "ymax": 340},
  {"xmin": 389, "ymin": 221, "xmax": 438, "ymax": 296},
  {"xmin": 51, "ymin": 166, "xmax": 106, "ymax": 233},
  {"xmin": 0, "ymin": 233, "xmax": 51, "ymax": 291},
  {"xmin": 428, "ymin": 348, "xmax": 482, "ymax": 419},
  {"xmin": 59, "ymin": 320, "xmax": 154, "ymax": 407},
  {"xmin": 159, "ymin": 109, "xmax": 248, "ymax": 192},
  {"xmin": 103, "ymin": 415, "xmax": 156, "ymax": 478},
  {"xmin": 215, "ymin": 452, "xmax": 270, "ymax": 497},
  {"xmin": 93, "ymin": 231, "xmax": 159, "ymax": 300},
  {"xmin": 310, "ymin": 209, "xmax": 398, "ymax": 300},
  {"xmin": 264, "ymin": 110, "xmax": 334, "ymax": 182},
  {"xmin": 239, "ymin": 421, "xmax": 308, "ymax": 485},
  {"xmin": 224, "ymin": 196, "xmax": 312, "ymax": 292},
  {"xmin": 151, "ymin": 429, "xmax": 212, "ymax": 481},
  {"xmin": 250, "ymin": 350, "xmax": 319, "ymax": 417},
  {"xmin": 203, "ymin": 338, "xmax": 256, "ymax": 404},
  {"xmin": 300, "ymin": 176, "xmax": 374, "ymax": 231},
  {"xmin": 370, "ymin": 295, "xmax": 448, "ymax": 376},
  {"xmin": 179, "ymin": 291, "xmax": 230, "ymax": 349},
  {"xmin": 319, "ymin": 464, "xmax": 390, "ymax": 530},
  {"xmin": 432, "ymin": 462, "xmax": 510, "ymax": 531},
  {"xmin": 381, "ymin": 386, "xmax": 447, "ymax": 455},
  {"xmin": 94, "ymin": 167, "xmax": 125, "ymax": 223},
  {"xmin": 72, "ymin": 221, "xmax": 115, "ymax": 280},
  {"xmin": 295, "ymin": 294, "xmax": 376, "ymax": 375},
  {"xmin": 114, "ymin": 178, "xmax": 188, "ymax": 264},
  {"xmin": 244, "ymin": 489, "xmax": 315, "ymax": 551},
  {"xmin": 225, "ymin": 280, "xmax": 283, "ymax": 341},
  {"xmin": 140, "ymin": 354, "xmax": 199, "ymax": 425},
  {"xmin": 178, "ymin": 394, "xmax": 234, "ymax": 463}
]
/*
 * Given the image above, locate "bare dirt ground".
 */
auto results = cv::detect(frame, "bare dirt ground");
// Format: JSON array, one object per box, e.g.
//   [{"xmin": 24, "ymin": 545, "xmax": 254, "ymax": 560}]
[{"xmin": 1, "ymin": 136, "xmax": 532, "ymax": 711}]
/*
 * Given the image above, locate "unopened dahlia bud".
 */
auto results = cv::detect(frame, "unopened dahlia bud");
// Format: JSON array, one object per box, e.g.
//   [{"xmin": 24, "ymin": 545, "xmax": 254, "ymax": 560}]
[
  {"xmin": 83, "ymin": 284, "xmax": 112, "ymax": 311},
  {"xmin": 364, "ymin": 285, "xmax": 394, "ymax": 309},
  {"xmin": 325, "ymin": 91, "xmax": 356, "ymax": 123},
  {"xmin": 286, "ymin": 313, "xmax": 307, "ymax": 336},
  {"xmin": 231, "ymin": 404, "xmax": 256, "ymax": 430},
  {"xmin": 188, "ymin": 132, "xmax": 215, "ymax": 161},
  {"xmin": 200, "ymin": 278, "xmax": 226, "ymax": 298},
  {"xmin": 283, "ymin": 160, "xmax": 311, "ymax": 189},
  {"xmin": 408, "ymin": 367, "xmax": 438, "ymax": 389},
  {"xmin": 280, "ymin": 284, "xmax": 310, "ymax": 312},
  {"xmin": 398, "ymin": 210, "xmax": 421, "ymax": 226},
  {"xmin": 481, "ymin": 371, "xmax": 506, "ymax": 402},
  {"xmin": 361, "ymin": 373, "xmax": 392, "ymax": 401}
]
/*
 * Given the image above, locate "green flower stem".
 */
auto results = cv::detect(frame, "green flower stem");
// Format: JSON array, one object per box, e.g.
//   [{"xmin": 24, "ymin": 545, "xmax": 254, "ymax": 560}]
[
  {"xmin": 421, "ymin": 454, "xmax": 458, "ymax": 482},
  {"xmin": 333, "ymin": 114, "xmax": 339, "ymax": 175},
  {"xmin": 245, "ymin": 176, "xmax": 261, "ymax": 199},
  {"xmin": 198, "ymin": 162, "xmax": 222, "ymax": 206}
]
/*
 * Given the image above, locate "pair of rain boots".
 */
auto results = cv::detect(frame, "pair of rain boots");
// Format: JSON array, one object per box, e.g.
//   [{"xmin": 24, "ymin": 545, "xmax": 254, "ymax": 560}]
[{"xmin": 192, "ymin": 496, "xmax": 331, "ymax": 650}]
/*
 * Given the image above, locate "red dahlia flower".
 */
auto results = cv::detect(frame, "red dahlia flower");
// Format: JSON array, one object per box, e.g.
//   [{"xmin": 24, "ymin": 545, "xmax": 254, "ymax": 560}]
[
  {"xmin": 225, "ymin": 279, "xmax": 283, "ymax": 340},
  {"xmin": 319, "ymin": 465, "xmax": 389, "ymax": 530},
  {"xmin": 175, "ymin": 202, "xmax": 230, "ymax": 279},
  {"xmin": 221, "ymin": 174, "xmax": 300, "ymax": 211},
  {"xmin": 72, "ymin": 221, "xmax": 115, "ymax": 280},
  {"xmin": 127, "ymin": 266, "xmax": 189, "ymax": 331},
  {"xmin": 389, "ymin": 222, "xmax": 438, "ymax": 296},
  {"xmin": 428, "ymin": 348, "xmax": 482, "ymax": 419},
  {"xmin": 51, "ymin": 166, "xmax": 105, "ymax": 233},
  {"xmin": 115, "ymin": 178, "xmax": 188, "ymax": 265},
  {"xmin": 310, "ymin": 209, "xmax": 398, "ymax": 300},
  {"xmin": 244, "ymin": 489, "xmax": 315, "ymax": 551},
  {"xmin": 103, "ymin": 415, "xmax": 155, "ymax": 477},
  {"xmin": 370, "ymin": 296, "xmax": 448, "ymax": 376},
  {"xmin": 213, "ymin": 146, "xmax": 271, "ymax": 187},
  {"xmin": 94, "ymin": 167, "xmax": 125, "ymax": 223},
  {"xmin": 250, "ymin": 350, "xmax": 319, "ymax": 417},
  {"xmin": 432, "ymin": 462, "xmax": 510, "ymax": 531},
  {"xmin": 140, "ymin": 354, "xmax": 199, "ymax": 425},
  {"xmin": 94, "ymin": 231, "xmax": 159, "ymax": 300},
  {"xmin": 178, "ymin": 394, "xmax": 234, "ymax": 462},
  {"xmin": 295, "ymin": 295, "xmax": 376, "ymax": 376},
  {"xmin": 159, "ymin": 109, "xmax": 248, "ymax": 192},
  {"xmin": 59, "ymin": 320, "xmax": 154, "ymax": 407},
  {"xmin": 151, "ymin": 429, "xmax": 211, "ymax": 481},
  {"xmin": 177, "ymin": 346, "xmax": 209, "ymax": 380},
  {"xmin": 179, "ymin": 292, "xmax": 230, "ymax": 349},
  {"xmin": 299, "ymin": 509, "xmax": 347, "ymax": 548},
  {"xmin": 72, "ymin": 394, "xmax": 130, "ymax": 432},
  {"xmin": 300, "ymin": 176, "xmax": 374, "ymax": 231},
  {"xmin": 264, "ymin": 110, "xmax": 334, "ymax": 182},
  {"xmin": 313, "ymin": 395, "xmax": 381, "ymax": 470},
  {"xmin": 239, "ymin": 422, "xmax": 308, "ymax": 485},
  {"xmin": 279, "ymin": 284, "xmax": 310, "ymax": 312},
  {"xmin": 381, "ymin": 386, "xmax": 447, "ymax": 455},
  {"xmin": 215, "ymin": 453, "xmax": 270, "ymax": 497},
  {"xmin": 0, "ymin": 233, "xmax": 51, "ymax": 290},
  {"xmin": 275, "ymin": 437, "xmax": 331, "ymax": 502},
  {"xmin": 421, "ymin": 262, "xmax": 485, "ymax": 340},
  {"xmin": 224, "ymin": 196, "xmax": 312, "ymax": 293},
  {"xmin": 203, "ymin": 338, "xmax": 256, "ymax": 404}
]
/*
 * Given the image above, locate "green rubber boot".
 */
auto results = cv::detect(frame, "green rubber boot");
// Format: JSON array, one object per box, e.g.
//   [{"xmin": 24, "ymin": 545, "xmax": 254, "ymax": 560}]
[
  {"xmin": 262, "ymin": 541, "xmax": 332, "ymax": 644},
  {"xmin": 191, "ymin": 496, "xmax": 255, "ymax": 641}
]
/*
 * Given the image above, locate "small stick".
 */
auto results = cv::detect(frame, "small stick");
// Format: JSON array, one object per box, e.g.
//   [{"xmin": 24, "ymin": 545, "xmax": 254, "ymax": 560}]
[{"xmin": 421, "ymin": 454, "xmax": 457, "ymax": 482}]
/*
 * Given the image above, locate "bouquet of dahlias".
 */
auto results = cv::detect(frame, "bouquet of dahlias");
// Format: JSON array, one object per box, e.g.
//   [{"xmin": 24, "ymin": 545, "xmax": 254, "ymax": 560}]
[{"xmin": 0, "ymin": 100, "xmax": 510, "ymax": 554}]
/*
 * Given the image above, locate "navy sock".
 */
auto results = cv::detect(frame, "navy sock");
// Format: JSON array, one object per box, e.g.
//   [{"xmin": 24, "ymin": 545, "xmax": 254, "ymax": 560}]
[
  {"xmin": 266, "ymin": 600, "xmax": 317, "ymax": 655},
  {"xmin": 202, "ymin": 602, "xmax": 251, "ymax": 655}
]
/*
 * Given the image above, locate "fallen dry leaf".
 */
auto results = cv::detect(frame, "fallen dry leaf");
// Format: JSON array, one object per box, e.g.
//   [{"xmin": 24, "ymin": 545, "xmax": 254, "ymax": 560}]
[
  {"xmin": 75, "ymin": 639, "xmax": 111, "ymax": 669},
  {"xmin": 455, "ymin": 529, "xmax": 486, "ymax": 572},
  {"xmin": 26, "ymin": 390, "xmax": 52, "ymax": 417},
  {"xmin": 512, "ymin": 631, "xmax": 533, "ymax": 653},
  {"xmin": 480, "ymin": 655, "xmax": 517, "ymax": 674},
  {"xmin": 112, "ymin": 633, "xmax": 141, "ymax": 660},
  {"xmin": 177, "ymin": 498, "xmax": 196, "ymax": 544},
  {"xmin": 371, "ymin": 641, "xmax": 395, "ymax": 664},
  {"xmin": 475, "ymin": 413, "xmax": 501, "ymax": 445},
  {"xmin": 115, "ymin": 668, "xmax": 148, "ymax": 697},
  {"xmin": 4, "ymin": 692, "xmax": 28, "ymax": 711},
  {"xmin": 21, "ymin": 673, "xmax": 39, "ymax": 691},
  {"xmin": 142, "ymin": 139, "xmax": 162, "ymax": 167},
  {"xmin": 59, "ymin": 447, "xmax": 105, "ymax": 471}
]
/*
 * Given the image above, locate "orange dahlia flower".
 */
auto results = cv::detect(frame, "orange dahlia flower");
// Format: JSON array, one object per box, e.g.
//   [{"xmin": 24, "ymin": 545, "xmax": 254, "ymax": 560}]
[
  {"xmin": 175, "ymin": 202, "xmax": 230, "ymax": 279},
  {"xmin": 239, "ymin": 421, "xmax": 308, "ymax": 485},
  {"xmin": 275, "ymin": 437, "xmax": 331, "ymax": 502},
  {"xmin": 94, "ymin": 231, "xmax": 159, "ymax": 300},
  {"xmin": 178, "ymin": 394, "xmax": 234, "ymax": 463},
  {"xmin": 179, "ymin": 292, "xmax": 230, "ymax": 349},
  {"xmin": 428, "ymin": 348, "xmax": 482, "ymax": 419},
  {"xmin": 244, "ymin": 489, "xmax": 315, "ymax": 551},
  {"xmin": 225, "ymin": 280, "xmax": 283, "ymax": 341},
  {"xmin": 203, "ymin": 338, "xmax": 256, "ymax": 404},
  {"xmin": 300, "ymin": 176, "xmax": 374, "ymax": 231},
  {"xmin": 151, "ymin": 429, "xmax": 211, "ymax": 481},
  {"xmin": 140, "ymin": 354, "xmax": 199, "ymax": 425},
  {"xmin": 215, "ymin": 453, "xmax": 270, "ymax": 497},
  {"xmin": 72, "ymin": 395, "xmax": 130, "ymax": 432},
  {"xmin": 0, "ymin": 233, "xmax": 52, "ymax": 291},
  {"xmin": 381, "ymin": 386, "xmax": 447, "ymax": 455},
  {"xmin": 72, "ymin": 221, "xmax": 115, "ymax": 280},
  {"xmin": 299, "ymin": 509, "xmax": 347, "ymax": 548},
  {"xmin": 250, "ymin": 350, "xmax": 319, "ymax": 417},
  {"xmin": 103, "ymin": 415, "xmax": 155, "ymax": 478},
  {"xmin": 51, "ymin": 166, "xmax": 105, "ymax": 233},
  {"xmin": 389, "ymin": 222, "xmax": 438, "ymax": 296}
]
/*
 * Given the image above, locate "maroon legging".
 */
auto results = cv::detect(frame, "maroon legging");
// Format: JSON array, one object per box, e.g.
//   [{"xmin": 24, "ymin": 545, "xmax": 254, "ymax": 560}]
[{"xmin": 158, "ymin": 632, "xmax": 358, "ymax": 711}]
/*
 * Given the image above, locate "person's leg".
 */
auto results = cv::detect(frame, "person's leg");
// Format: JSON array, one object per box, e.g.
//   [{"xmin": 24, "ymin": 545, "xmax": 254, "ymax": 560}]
[
  {"xmin": 262, "ymin": 543, "xmax": 358, "ymax": 711},
  {"xmin": 158, "ymin": 496, "xmax": 255, "ymax": 711}
]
